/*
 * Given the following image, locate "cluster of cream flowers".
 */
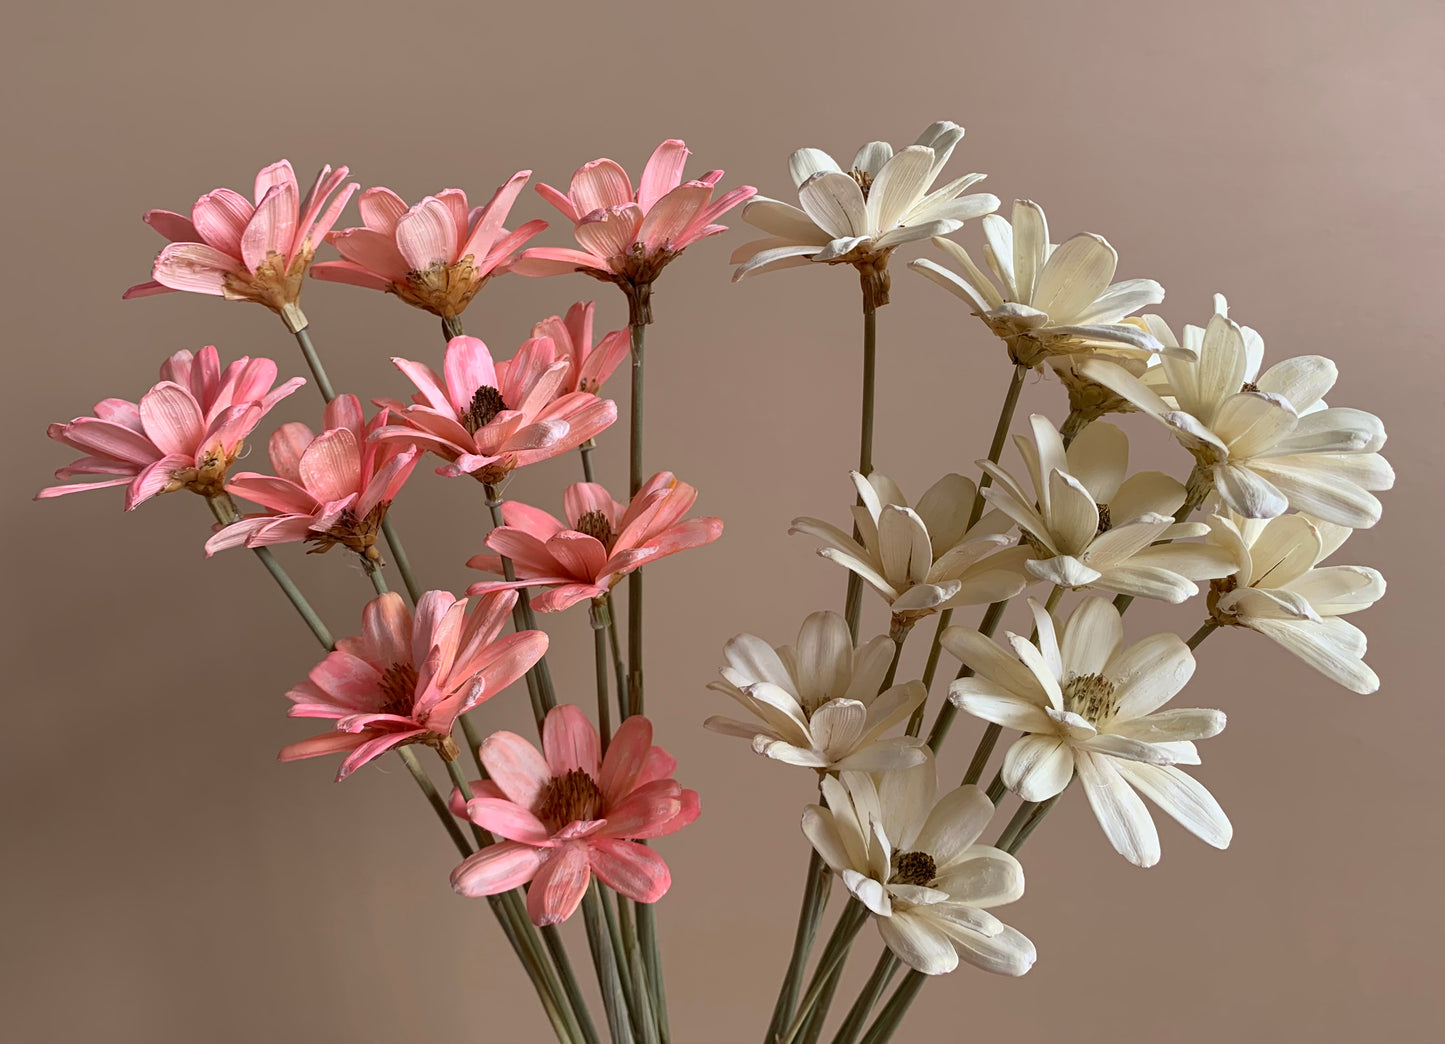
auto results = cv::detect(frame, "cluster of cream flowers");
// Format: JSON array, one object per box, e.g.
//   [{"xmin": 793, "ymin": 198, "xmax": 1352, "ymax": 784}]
[{"xmin": 709, "ymin": 121, "xmax": 1391, "ymax": 990}]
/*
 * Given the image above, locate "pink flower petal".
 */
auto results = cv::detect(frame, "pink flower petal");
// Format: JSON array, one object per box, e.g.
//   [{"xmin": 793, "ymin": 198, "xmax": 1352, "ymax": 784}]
[
  {"xmin": 60, "ymin": 417, "xmax": 162, "ymax": 466},
  {"xmin": 480, "ymin": 730, "xmax": 552, "ymax": 808},
  {"xmin": 465, "ymin": 796, "xmax": 551, "ymax": 844},
  {"xmin": 329, "ymin": 228, "xmax": 410, "ymax": 282},
  {"xmin": 588, "ymin": 838, "xmax": 670, "ymax": 903},
  {"xmin": 443, "ymin": 336, "xmax": 499, "ymax": 412},
  {"xmin": 569, "ymin": 159, "xmax": 634, "ymax": 215},
  {"xmin": 311, "ymin": 646, "xmax": 386, "ymax": 703},
  {"xmin": 510, "ymin": 247, "xmax": 606, "ymax": 277},
  {"xmin": 542, "ymin": 705, "xmax": 602, "ymax": 779},
  {"xmin": 472, "ymin": 631, "xmax": 549, "ymax": 703},
  {"xmin": 191, "ymin": 188, "xmax": 254, "ymax": 258},
  {"xmin": 336, "ymin": 730, "xmax": 424, "ymax": 780},
  {"xmin": 309, "ymin": 260, "xmax": 394, "ymax": 290},
  {"xmin": 298, "ymin": 427, "xmax": 361, "ymax": 503},
  {"xmin": 460, "ymin": 170, "xmax": 530, "ymax": 261},
  {"xmin": 477, "ymin": 219, "xmax": 549, "ymax": 277},
  {"xmin": 487, "ymin": 528, "xmax": 568, "ymax": 577},
  {"xmin": 575, "ymin": 205, "xmax": 642, "ymax": 264},
  {"xmin": 535, "ymin": 182, "xmax": 578, "ymax": 222},
  {"xmin": 324, "ymin": 394, "xmax": 365, "ymax": 439},
  {"xmin": 601, "ymin": 778, "xmax": 682, "ymax": 838},
  {"xmin": 545, "ymin": 530, "xmax": 608, "ymax": 580},
  {"xmin": 395, "ymin": 197, "xmax": 459, "ymax": 270},
  {"xmin": 501, "ymin": 501, "xmax": 568, "ymax": 540},
  {"xmin": 278, "ymin": 730, "xmax": 369, "ymax": 763},
  {"xmin": 600, "ymin": 715, "xmax": 653, "ymax": 805},
  {"xmin": 637, "ymin": 139, "xmax": 690, "ymax": 213},
  {"xmin": 153, "ymin": 242, "xmax": 245, "ymax": 295},
  {"xmin": 224, "ymin": 474, "xmax": 315, "ymax": 514},
  {"xmin": 124, "ymin": 455, "xmax": 190, "ymax": 509},
  {"xmin": 578, "ymin": 329, "xmax": 630, "ymax": 394},
  {"xmin": 241, "ymin": 182, "xmax": 300, "ymax": 274},
  {"xmin": 638, "ymin": 182, "xmax": 711, "ymax": 252},
  {"xmin": 527, "ymin": 843, "xmax": 591, "ymax": 925},
  {"xmin": 122, "ymin": 280, "xmax": 176, "ymax": 299},
  {"xmin": 358, "ymin": 186, "xmax": 409, "ymax": 235},
  {"xmin": 143, "ymin": 209, "xmax": 201, "ymax": 243},
  {"xmin": 434, "ymin": 188, "xmax": 472, "ymax": 246},
  {"xmin": 531, "ymin": 584, "xmax": 607, "ymax": 612},
  {"xmin": 564, "ymin": 482, "xmax": 624, "ymax": 529},
  {"xmin": 450, "ymin": 841, "xmax": 546, "ymax": 897},
  {"xmin": 391, "ymin": 357, "xmax": 454, "ymax": 413},
  {"xmin": 266, "ymin": 422, "xmax": 313, "ymax": 482},
  {"xmin": 254, "ymin": 160, "xmax": 298, "ymax": 207}
]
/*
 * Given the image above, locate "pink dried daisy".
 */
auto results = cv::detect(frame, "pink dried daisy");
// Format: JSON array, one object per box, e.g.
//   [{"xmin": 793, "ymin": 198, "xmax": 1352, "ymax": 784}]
[
  {"xmin": 124, "ymin": 160, "xmax": 357, "ymax": 331},
  {"xmin": 205, "ymin": 394, "xmax": 419, "ymax": 562},
  {"xmin": 375, "ymin": 334, "xmax": 617, "ymax": 484},
  {"xmin": 531, "ymin": 301, "xmax": 630, "ymax": 395},
  {"xmin": 310, "ymin": 172, "xmax": 547, "ymax": 322},
  {"xmin": 449, "ymin": 705, "xmax": 699, "ymax": 926},
  {"xmin": 467, "ymin": 472, "xmax": 723, "ymax": 611},
  {"xmin": 280, "ymin": 590, "xmax": 546, "ymax": 780},
  {"xmin": 512, "ymin": 140, "xmax": 755, "ymax": 323},
  {"xmin": 38, "ymin": 345, "xmax": 303, "ymax": 510}
]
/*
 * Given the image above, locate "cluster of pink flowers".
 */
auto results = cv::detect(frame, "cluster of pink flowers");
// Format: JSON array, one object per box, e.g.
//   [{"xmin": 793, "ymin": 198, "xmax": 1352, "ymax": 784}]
[{"xmin": 42, "ymin": 144, "xmax": 747, "ymax": 930}]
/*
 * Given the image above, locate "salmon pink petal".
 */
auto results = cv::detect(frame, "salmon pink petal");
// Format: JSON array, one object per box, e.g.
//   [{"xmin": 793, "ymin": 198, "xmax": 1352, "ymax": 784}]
[
  {"xmin": 434, "ymin": 188, "xmax": 471, "ymax": 246},
  {"xmin": 531, "ymin": 584, "xmax": 608, "ymax": 612},
  {"xmin": 336, "ymin": 729, "xmax": 421, "ymax": 780},
  {"xmin": 532, "ymin": 395, "xmax": 616, "ymax": 450},
  {"xmin": 480, "ymin": 730, "xmax": 552, "ymax": 807},
  {"xmin": 311, "ymin": 647, "xmax": 386, "ymax": 702},
  {"xmin": 328, "ymin": 228, "xmax": 410, "ymax": 282},
  {"xmin": 357, "ymin": 447, "xmax": 418, "ymax": 518},
  {"xmin": 600, "ymin": 715, "xmax": 653, "ymax": 804},
  {"xmin": 478, "ymin": 219, "xmax": 550, "ymax": 275},
  {"xmin": 646, "ymin": 516, "xmax": 724, "ymax": 557},
  {"xmin": 153, "ymin": 242, "xmax": 245, "ymax": 295},
  {"xmin": 464, "ymin": 797, "xmax": 551, "ymax": 844},
  {"xmin": 527, "ymin": 844, "xmax": 591, "ymax": 926},
  {"xmin": 122, "ymin": 280, "xmax": 175, "ymax": 299},
  {"xmin": 451, "ymin": 590, "xmax": 519, "ymax": 671},
  {"xmin": 266, "ymin": 423, "xmax": 312, "ymax": 481},
  {"xmin": 358, "ymin": 186, "xmax": 408, "ymax": 234},
  {"xmin": 635, "ymin": 746, "xmax": 678, "ymax": 787},
  {"xmin": 575, "ymin": 205, "xmax": 642, "ymax": 264},
  {"xmin": 296, "ymin": 165, "xmax": 347, "ymax": 241},
  {"xmin": 545, "ymin": 531, "xmax": 608, "ymax": 579},
  {"xmin": 191, "ymin": 188, "xmax": 254, "ymax": 257},
  {"xmin": 448, "ymin": 779, "xmax": 505, "ymax": 817},
  {"xmin": 125, "ymin": 455, "xmax": 190, "ymax": 509},
  {"xmin": 564, "ymin": 483, "xmax": 625, "ymax": 529},
  {"xmin": 225, "ymin": 474, "xmax": 314, "ymax": 514},
  {"xmin": 535, "ymin": 182, "xmax": 578, "ymax": 221},
  {"xmin": 511, "ymin": 247, "xmax": 605, "ymax": 277},
  {"xmin": 396, "ymin": 197, "xmax": 459, "ymax": 270},
  {"xmin": 461, "ymin": 170, "xmax": 530, "ymax": 260},
  {"xmin": 323, "ymin": 394, "xmax": 365, "ymax": 439},
  {"xmin": 487, "ymin": 528, "xmax": 566, "ymax": 576},
  {"xmin": 302, "ymin": 181, "xmax": 359, "ymax": 261},
  {"xmin": 638, "ymin": 183, "xmax": 711, "ymax": 252},
  {"xmin": 543, "ymin": 704, "xmax": 601, "ymax": 779},
  {"xmin": 443, "ymin": 336, "xmax": 499, "ymax": 408},
  {"xmin": 601, "ymin": 778, "xmax": 682, "ymax": 838},
  {"xmin": 563, "ymin": 300, "xmax": 594, "ymax": 346},
  {"xmin": 278, "ymin": 730, "xmax": 369, "ymax": 763},
  {"xmin": 498, "ymin": 337, "xmax": 558, "ymax": 403},
  {"xmin": 241, "ymin": 182, "xmax": 299, "ymax": 273},
  {"xmin": 579, "ymin": 330, "xmax": 630, "ymax": 393},
  {"xmin": 35, "ymin": 477, "xmax": 132, "ymax": 500},
  {"xmin": 451, "ymin": 841, "xmax": 546, "ymax": 897},
  {"xmin": 391, "ymin": 357, "xmax": 453, "ymax": 413},
  {"xmin": 513, "ymin": 361, "xmax": 570, "ymax": 420},
  {"xmin": 337, "ymin": 711, "xmax": 422, "ymax": 733},
  {"xmin": 656, "ymin": 788, "xmax": 701, "ymax": 837},
  {"xmin": 410, "ymin": 591, "xmax": 461, "ymax": 667},
  {"xmin": 588, "ymin": 838, "xmax": 670, "ymax": 903},
  {"xmin": 254, "ymin": 160, "xmax": 298, "ymax": 206},
  {"xmin": 638, "ymin": 139, "xmax": 690, "ymax": 212},
  {"xmin": 500, "ymin": 500, "xmax": 567, "ymax": 540},
  {"xmin": 694, "ymin": 184, "xmax": 758, "ymax": 230},
  {"xmin": 570, "ymin": 159, "xmax": 635, "ymax": 215},
  {"xmin": 61, "ymin": 417, "xmax": 163, "ymax": 466},
  {"xmin": 298, "ymin": 427, "xmax": 361, "ymax": 503},
  {"xmin": 473, "ymin": 631, "xmax": 549, "ymax": 701},
  {"xmin": 225, "ymin": 355, "xmax": 282, "ymax": 407},
  {"xmin": 236, "ymin": 515, "xmax": 316, "ymax": 549},
  {"xmin": 143, "ymin": 209, "xmax": 201, "ymax": 243}
]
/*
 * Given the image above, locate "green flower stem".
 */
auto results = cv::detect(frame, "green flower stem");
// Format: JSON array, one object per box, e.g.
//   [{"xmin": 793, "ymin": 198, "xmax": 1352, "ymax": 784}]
[
  {"xmin": 583, "ymin": 884, "xmax": 637, "ymax": 1044},
  {"xmin": 833, "ymin": 952, "xmax": 899, "ymax": 1044},
  {"xmin": 441, "ymin": 314, "xmax": 465, "ymax": 341},
  {"xmin": 206, "ymin": 495, "xmax": 335, "ymax": 649},
  {"xmin": 600, "ymin": 884, "xmax": 656, "ymax": 1044},
  {"xmin": 993, "ymin": 798, "xmax": 1038, "ymax": 851},
  {"xmin": 984, "ymin": 769, "xmax": 1007, "ymax": 806},
  {"xmin": 484, "ymin": 489, "xmax": 554, "ymax": 732},
  {"xmin": 859, "ymin": 968, "xmax": 925, "ymax": 1044},
  {"xmin": 781, "ymin": 900, "xmax": 870, "ymax": 1044},
  {"xmin": 292, "ymin": 324, "xmax": 337, "ymax": 402},
  {"xmin": 1059, "ymin": 408, "xmax": 1091, "ymax": 448},
  {"xmin": 379, "ymin": 517, "xmax": 422, "ymax": 605},
  {"xmin": 627, "ymin": 318, "xmax": 646, "ymax": 716},
  {"xmin": 636, "ymin": 902, "xmax": 668, "ymax": 1043},
  {"xmin": 364, "ymin": 558, "xmax": 389, "ymax": 595},
  {"xmin": 604, "ymin": 591, "xmax": 630, "ymax": 719},
  {"xmin": 765, "ymin": 847, "xmax": 832, "ymax": 1044},
  {"xmin": 1006, "ymin": 791, "xmax": 1063, "ymax": 854},
  {"xmin": 960, "ymin": 723, "xmax": 1003, "ymax": 786},
  {"xmin": 1188, "ymin": 619, "xmax": 1220, "ymax": 650},
  {"xmin": 580, "ymin": 439, "xmax": 598, "ymax": 483},
  {"xmin": 590, "ymin": 602, "xmax": 614, "ymax": 748},
  {"xmin": 843, "ymin": 299, "xmax": 879, "ymax": 643},
  {"xmin": 403, "ymin": 749, "xmax": 576, "ymax": 1044}
]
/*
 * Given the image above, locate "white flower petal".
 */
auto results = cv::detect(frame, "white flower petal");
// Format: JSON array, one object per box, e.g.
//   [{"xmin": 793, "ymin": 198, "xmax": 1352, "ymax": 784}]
[
  {"xmin": 1077, "ymin": 751, "xmax": 1160, "ymax": 867},
  {"xmin": 1109, "ymin": 633, "xmax": 1195, "ymax": 720},
  {"xmin": 1112, "ymin": 761, "xmax": 1232, "ymax": 850},
  {"xmin": 1030, "ymin": 232, "xmax": 1117, "ymax": 322},
  {"xmin": 1001, "ymin": 735, "xmax": 1075, "ymax": 801},
  {"xmin": 877, "ymin": 910, "xmax": 958, "ymax": 976},
  {"xmin": 929, "ymin": 846, "xmax": 1026, "ymax": 907},
  {"xmin": 788, "ymin": 147, "xmax": 842, "ymax": 188},
  {"xmin": 797, "ymin": 171, "xmax": 868, "ymax": 240},
  {"xmin": 913, "ymin": 784, "xmax": 996, "ymax": 866},
  {"xmin": 1060, "ymin": 596, "xmax": 1123, "ymax": 677}
]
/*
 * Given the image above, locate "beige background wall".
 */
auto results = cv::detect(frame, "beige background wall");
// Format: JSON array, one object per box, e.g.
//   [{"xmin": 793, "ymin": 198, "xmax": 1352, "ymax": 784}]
[{"xmin": 3, "ymin": 1, "xmax": 1441, "ymax": 1041}]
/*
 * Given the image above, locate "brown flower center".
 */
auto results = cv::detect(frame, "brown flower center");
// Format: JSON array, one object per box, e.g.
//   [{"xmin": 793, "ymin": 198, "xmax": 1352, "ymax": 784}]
[
  {"xmin": 305, "ymin": 501, "xmax": 390, "ymax": 560},
  {"xmin": 463, "ymin": 385, "xmax": 508, "ymax": 434},
  {"xmin": 1062, "ymin": 672, "xmax": 1119, "ymax": 726},
  {"xmin": 849, "ymin": 168, "xmax": 874, "ymax": 199},
  {"xmin": 575, "ymin": 509, "xmax": 615, "ymax": 550},
  {"xmin": 535, "ymin": 768, "xmax": 605, "ymax": 829},
  {"xmin": 891, "ymin": 850, "xmax": 937, "ymax": 887},
  {"xmin": 378, "ymin": 661, "xmax": 419, "ymax": 717},
  {"xmin": 1241, "ymin": 381, "xmax": 1260, "ymax": 393},
  {"xmin": 1096, "ymin": 503, "xmax": 1112, "ymax": 534}
]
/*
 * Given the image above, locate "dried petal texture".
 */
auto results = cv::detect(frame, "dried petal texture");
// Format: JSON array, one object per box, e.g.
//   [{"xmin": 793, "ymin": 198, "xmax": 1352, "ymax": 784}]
[
  {"xmin": 38, "ymin": 345, "xmax": 303, "ymax": 510},
  {"xmin": 982, "ymin": 415, "xmax": 1236, "ymax": 603},
  {"xmin": 311, "ymin": 172, "xmax": 546, "ymax": 318},
  {"xmin": 530, "ymin": 301, "xmax": 630, "ymax": 394},
  {"xmin": 1206, "ymin": 512, "xmax": 1384, "ymax": 693},
  {"xmin": 945, "ymin": 596, "xmax": 1231, "ymax": 867},
  {"xmin": 279, "ymin": 590, "xmax": 546, "ymax": 780},
  {"xmin": 204, "ymin": 394, "xmax": 419, "ymax": 558},
  {"xmin": 790, "ymin": 471, "xmax": 1030, "ymax": 624},
  {"xmin": 909, "ymin": 199, "xmax": 1169, "ymax": 369},
  {"xmin": 514, "ymin": 140, "xmax": 755, "ymax": 294},
  {"xmin": 732, "ymin": 122, "xmax": 999, "ymax": 282},
  {"xmin": 802, "ymin": 751, "xmax": 1034, "ymax": 976},
  {"xmin": 467, "ymin": 472, "xmax": 722, "ymax": 611},
  {"xmin": 449, "ymin": 706, "xmax": 698, "ymax": 925},
  {"xmin": 125, "ymin": 160, "xmax": 357, "ymax": 326},
  {"xmin": 1079, "ymin": 297, "xmax": 1393, "ymax": 528},
  {"xmin": 376, "ymin": 334, "xmax": 617, "ymax": 481},
  {"xmin": 705, "ymin": 610, "xmax": 929, "ymax": 772}
]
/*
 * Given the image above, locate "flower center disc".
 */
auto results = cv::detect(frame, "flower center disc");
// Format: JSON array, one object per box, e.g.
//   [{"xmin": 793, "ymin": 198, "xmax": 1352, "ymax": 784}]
[
  {"xmin": 464, "ymin": 385, "xmax": 508, "ymax": 434},
  {"xmin": 892, "ymin": 850, "xmax": 937, "ymax": 887},
  {"xmin": 575, "ymin": 509, "xmax": 615, "ymax": 550},
  {"xmin": 379, "ymin": 661, "xmax": 420, "ymax": 716},
  {"xmin": 536, "ymin": 768, "xmax": 605, "ymax": 828},
  {"xmin": 1063, "ymin": 672, "xmax": 1119, "ymax": 726}
]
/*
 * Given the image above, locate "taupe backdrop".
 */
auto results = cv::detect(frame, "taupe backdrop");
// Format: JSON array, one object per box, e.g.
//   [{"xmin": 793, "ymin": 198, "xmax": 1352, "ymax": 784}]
[{"xmin": 3, "ymin": 1, "xmax": 1441, "ymax": 1041}]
